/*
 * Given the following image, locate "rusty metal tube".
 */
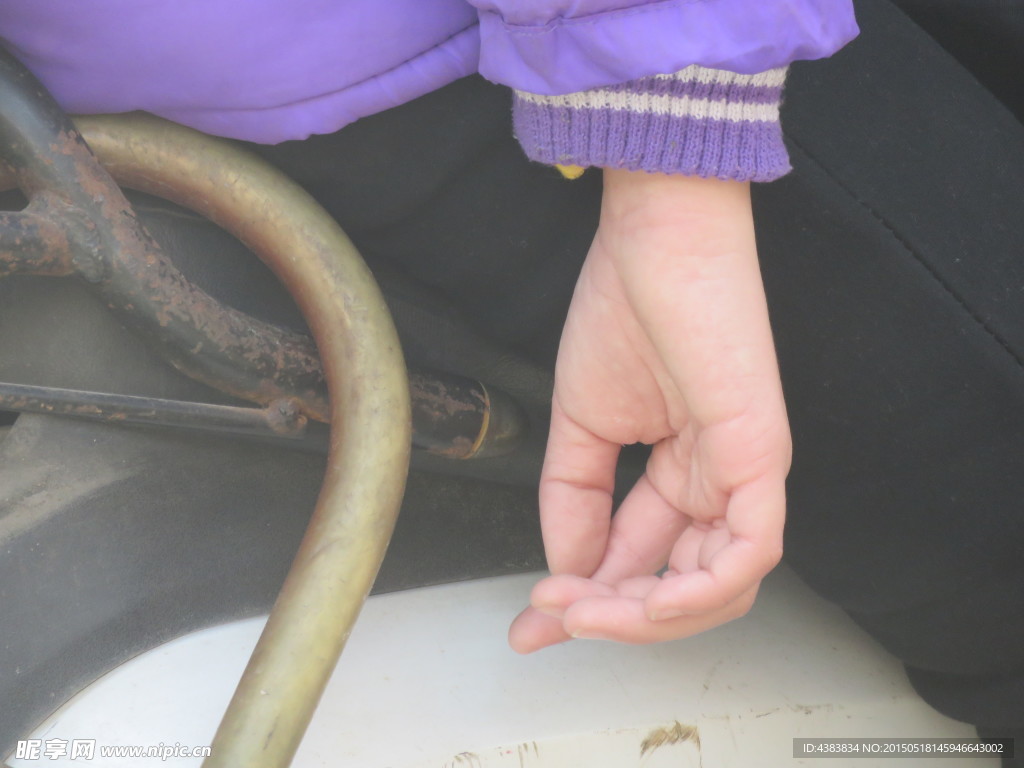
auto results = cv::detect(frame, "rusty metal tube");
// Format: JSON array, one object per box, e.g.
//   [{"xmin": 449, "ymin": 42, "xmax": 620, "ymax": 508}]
[
  {"xmin": 0, "ymin": 382, "xmax": 308, "ymax": 439},
  {"xmin": 62, "ymin": 113, "xmax": 410, "ymax": 767},
  {"xmin": 0, "ymin": 50, "xmax": 329, "ymax": 420},
  {"xmin": 0, "ymin": 200, "xmax": 76, "ymax": 277},
  {"xmin": 0, "ymin": 50, "xmax": 523, "ymax": 459}
]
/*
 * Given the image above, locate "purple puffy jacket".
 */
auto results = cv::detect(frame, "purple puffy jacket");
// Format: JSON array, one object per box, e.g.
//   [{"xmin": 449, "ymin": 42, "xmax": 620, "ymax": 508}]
[{"xmin": 0, "ymin": 0, "xmax": 857, "ymax": 180}]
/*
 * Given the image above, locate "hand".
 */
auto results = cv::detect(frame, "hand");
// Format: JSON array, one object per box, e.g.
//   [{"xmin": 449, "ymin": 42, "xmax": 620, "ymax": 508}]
[{"xmin": 509, "ymin": 169, "xmax": 792, "ymax": 651}]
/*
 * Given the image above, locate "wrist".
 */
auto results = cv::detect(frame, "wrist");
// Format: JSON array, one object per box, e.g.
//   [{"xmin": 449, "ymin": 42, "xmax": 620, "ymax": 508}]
[{"xmin": 600, "ymin": 169, "xmax": 752, "ymax": 244}]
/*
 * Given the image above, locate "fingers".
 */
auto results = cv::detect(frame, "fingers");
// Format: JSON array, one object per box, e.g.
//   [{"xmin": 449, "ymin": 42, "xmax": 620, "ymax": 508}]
[
  {"xmin": 515, "ymin": 572, "xmax": 760, "ymax": 647},
  {"xmin": 510, "ymin": 474, "xmax": 684, "ymax": 655},
  {"xmin": 508, "ymin": 607, "xmax": 572, "ymax": 654},
  {"xmin": 645, "ymin": 476, "xmax": 785, "ymax": 619},
  {"xmin": 539, "ymin": 400, "xmax": 621, "ymax": 576},
  {"xmin": 531, "ymin": 574, "xmax": 618, "ymax": 614},
  {"xmin": 514, "ymin": 470, "xmax": 783, "ymax": 651},
  {"xmin": 529, "ymin": 392, "xmax": 786, "ymax": 649},
  {"xmin": 589, "ymin": 474, "xmax": 689, "ymax": 584},
  {"xmin": 533, "ymin": 574, "xmax": 661, "ymax": 609},
  {"xmin": 563, "ymin": 586, "xmax": 759, "ymax": 644},
  {"xmin": 511, "ymin": 575, "xmax": 659, "ymax": 653},
  {"xmin": 514, "ymin": 471, "xmax": 689, "ymax": 654}
]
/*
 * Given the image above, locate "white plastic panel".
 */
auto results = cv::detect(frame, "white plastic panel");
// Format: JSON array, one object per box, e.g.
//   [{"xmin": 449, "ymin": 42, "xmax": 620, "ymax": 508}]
[{"xmin": 11, "ymin": 566, "xmax": 983, "ymax": 767}]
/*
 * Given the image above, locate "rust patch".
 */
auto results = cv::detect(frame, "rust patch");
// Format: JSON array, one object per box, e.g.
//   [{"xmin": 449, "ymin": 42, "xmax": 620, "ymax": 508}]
[
  {"xmin": 410, "ymin": 372, "xmax": 483, "ymax": 419},
  {"xmin": 408, "ymin": 371, "xmax": 488, "ymax": 458},
  {"xmin": 0, "ymin": 197, "xmax": 76, "ymax": 277},
  {"xmin": 640, "ymin": 721, "xmax": 700, "ymax": 757}
]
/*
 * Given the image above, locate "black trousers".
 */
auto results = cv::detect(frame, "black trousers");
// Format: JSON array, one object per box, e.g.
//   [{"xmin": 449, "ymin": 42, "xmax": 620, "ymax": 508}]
[{"xmin": 252, "ymin": 0, "xmax": 1024, "ymax": 741}]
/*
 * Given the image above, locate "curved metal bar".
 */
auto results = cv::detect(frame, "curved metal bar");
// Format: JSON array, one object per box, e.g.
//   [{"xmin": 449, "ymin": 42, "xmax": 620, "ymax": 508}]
[
  {"xmin": 1, "ymin": 63, "xmax": 412, "ymax": 751},
  {"xmin": 0, "ymin": 52, "xmax": 413, "ymax": 757},
  {"xmin": 60, "ymin": 113, "xmax": 413, "ymax": 768}
]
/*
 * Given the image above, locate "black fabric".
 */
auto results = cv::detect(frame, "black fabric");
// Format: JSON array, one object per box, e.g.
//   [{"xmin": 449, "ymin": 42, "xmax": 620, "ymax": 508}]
[
  {"xmin": 245, "ymin": 0, "xmax": 1024, "ymax": 733},
  {"xmin": 893, "ymin": 0, "xmax": 1024, "ymax": 122},
  {"xmin": 763, "ymin": 1, "xmax": 1024, "ymax": 731},
  {"xmin": 250, "ymin": 78, "xmax": 602, "ymax": 371}
]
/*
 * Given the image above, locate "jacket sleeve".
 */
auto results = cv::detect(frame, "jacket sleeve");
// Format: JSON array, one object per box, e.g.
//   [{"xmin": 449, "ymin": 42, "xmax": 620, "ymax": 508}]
[
  {"xmin": 513, "ymin": 64, "xmax": 791, "ymax": 181},
  {"xmin": 466, "ymin": 0, "xmax": 858, "ymax": 180}
]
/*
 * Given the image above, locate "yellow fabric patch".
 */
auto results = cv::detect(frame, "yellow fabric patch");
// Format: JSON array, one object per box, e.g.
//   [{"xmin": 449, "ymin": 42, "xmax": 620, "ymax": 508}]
[{"xmin": 555, "ymin": 164, "xmax": 586, "ymax": 180}]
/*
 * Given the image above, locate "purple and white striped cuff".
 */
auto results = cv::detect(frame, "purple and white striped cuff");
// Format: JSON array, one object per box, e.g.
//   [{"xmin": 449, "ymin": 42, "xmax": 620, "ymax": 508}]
[{"xmin": 512, "ymin": 65, "xmax": 791, "ymax": 182}]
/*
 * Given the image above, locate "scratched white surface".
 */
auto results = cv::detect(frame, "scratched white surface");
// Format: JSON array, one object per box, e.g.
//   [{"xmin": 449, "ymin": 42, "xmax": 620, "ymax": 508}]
[{"xmin": 11, "ymin": 566, "xmax": 982, "ymax": 767}]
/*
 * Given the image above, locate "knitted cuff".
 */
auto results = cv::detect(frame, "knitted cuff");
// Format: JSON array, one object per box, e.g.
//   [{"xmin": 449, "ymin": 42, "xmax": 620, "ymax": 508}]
[{"xmin": 512, "ymin": 65, "xmax": 791, "ymax": 182}]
